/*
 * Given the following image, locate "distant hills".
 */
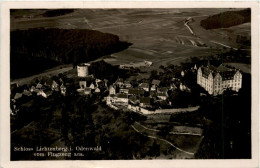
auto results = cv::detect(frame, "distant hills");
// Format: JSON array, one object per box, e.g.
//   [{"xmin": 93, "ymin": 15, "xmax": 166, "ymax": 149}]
[
  {"xmin": 200, "ymin": 9, "xmax": 250, "ymax": 29},
  {"xmin": 11, "ymin": 28, "xmax": 131, "ymax": 79}
]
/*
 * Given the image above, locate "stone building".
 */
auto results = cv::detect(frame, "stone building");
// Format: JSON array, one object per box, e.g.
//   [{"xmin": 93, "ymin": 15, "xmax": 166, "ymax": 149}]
[
  {"xmin": 197, "ymin": 64, "xmax": 242, "ymax": 95},
  {"xmin": 77, "ymin": 63, "xmax": 90, "ymax": 77}
]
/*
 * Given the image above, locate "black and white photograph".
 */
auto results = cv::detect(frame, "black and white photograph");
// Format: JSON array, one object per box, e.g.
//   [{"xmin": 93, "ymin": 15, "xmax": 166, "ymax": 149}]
[{"xmin": 0, "ymin": 1, "xmax": 259, "ymax": 168}]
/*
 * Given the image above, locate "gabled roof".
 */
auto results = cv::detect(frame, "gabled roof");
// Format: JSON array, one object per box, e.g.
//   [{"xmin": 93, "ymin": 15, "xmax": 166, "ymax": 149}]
[
  {"xmin": 129, "ymin": 89, "xmax": 144, "ymax": 95},
  {"xmin": 109, "ymin": 85, "xmax": 115, "ymax": 90},
  {"xmin": 199, "ymin": 64, "xmax": 237, "ymax": 80},
  {"xmin": 139, "ymin": 83, "xmax": 149, "ymax": 88}
]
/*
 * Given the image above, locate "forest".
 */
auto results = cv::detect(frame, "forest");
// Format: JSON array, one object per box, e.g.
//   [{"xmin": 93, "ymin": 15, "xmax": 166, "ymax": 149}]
[
  {"xmin": 10, "ymin": 28, "xmax": 131, "ymax": 79},
  {"xmin": 200, "ymin": 9, "xmax": 250, "ymax": 29}
]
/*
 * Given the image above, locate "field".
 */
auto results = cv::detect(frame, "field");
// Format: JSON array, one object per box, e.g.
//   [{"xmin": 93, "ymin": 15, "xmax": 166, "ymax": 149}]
[{"xmin": 11, "ymin": 8, "xmax": 251, "ymax": 79}]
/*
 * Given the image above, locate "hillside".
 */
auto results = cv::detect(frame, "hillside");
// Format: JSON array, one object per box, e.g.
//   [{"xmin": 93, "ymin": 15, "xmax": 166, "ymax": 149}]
[
  {"xmin": 10, "ymin": 28, "xmax": 131, "ymax": 79},
  {"xmin": 200, "ymin": 9, "xmax": 250, "ymax": 29}
]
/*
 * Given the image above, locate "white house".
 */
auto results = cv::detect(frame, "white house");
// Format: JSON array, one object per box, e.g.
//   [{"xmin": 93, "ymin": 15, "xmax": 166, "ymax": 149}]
[
  {"xmin": 89, "ymin": 83, "xmax": 95, "ymax": 90},
  {"xmin": 109, "ymin": 85, "xmax": 116, "ymax": 95},
  {"xmin": 139, "ymin": 83, "xmax": 149, "ymax": 92},
  {"xmin": 95, "ymin": 87, "xmax": 101, "ymax": 93},
  {"xmin": 79, "ymin": 81, "xmax": 87, "ymax": 89}
]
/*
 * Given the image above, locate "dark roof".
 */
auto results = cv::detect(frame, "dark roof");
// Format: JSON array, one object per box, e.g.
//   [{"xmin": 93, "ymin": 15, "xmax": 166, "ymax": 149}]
[
  {"xmin": 157, "ymin": 87, "xmax": 168, "ymax": 93},
  {"xmin": 200, "ymin": 65, "xmax": 237, "ymax": 80},
  {"xmin": 129, "ymin": 95, "xmax": 138, "ymax": 102},
  {"xmin": 157, "ymin": 92, "xmax": 167, "ymax": 97},
  {"xmin": 117, "ymin": 93, "xmax": 128, "ymax": 99},
  {"xmin": 129, "ymin": 89, "xmax": 144, "ymax": 95},
  {"xmin": 140, "ymin": 97, "xmax": 151, "ymax": 104},
  {"xmin": 152, "ymin": 79, "xmax": 161, "ymax": 85},
  {"xmin": 150, "ymin": 91, "xmax": 157, "ymax": 97}
]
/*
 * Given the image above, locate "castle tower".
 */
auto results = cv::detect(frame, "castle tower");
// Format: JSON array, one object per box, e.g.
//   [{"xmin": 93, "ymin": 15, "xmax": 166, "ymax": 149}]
[{"xmin": 77, "ymin": 63, "xmax": 90, "ymax": 77}]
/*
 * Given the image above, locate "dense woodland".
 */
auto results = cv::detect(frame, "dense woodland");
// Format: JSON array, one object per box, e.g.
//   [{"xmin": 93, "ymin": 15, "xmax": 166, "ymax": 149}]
[
  {"xmin": 10, "ymin": 28, "xmax": 131, "ymax": 79},
  {"xmin": 42, "ymin": 9, "xmax": 74, "ymax": 17},
  {"xmin": 200, "ymin": 9, "xmax": 250, "ymax": 29}
]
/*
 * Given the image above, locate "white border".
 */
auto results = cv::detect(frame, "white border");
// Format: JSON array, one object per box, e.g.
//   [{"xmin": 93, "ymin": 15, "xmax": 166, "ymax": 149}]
[{"xmin": 1, "ymin": 2, "xmax": 259, "ymax": 168}]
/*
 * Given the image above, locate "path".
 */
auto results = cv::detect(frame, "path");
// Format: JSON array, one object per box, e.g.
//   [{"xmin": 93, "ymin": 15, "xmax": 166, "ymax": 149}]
[
  {"xmin": 135, "ymin": 122, "xmax": 202, "ymax": 136},
  {"xmin": 131, "ymin": 125, "xmax": 194, "ymax": 155},
  {"xmin": 210, "ymin": 40, "xmax": 238, "ymax": 50}
]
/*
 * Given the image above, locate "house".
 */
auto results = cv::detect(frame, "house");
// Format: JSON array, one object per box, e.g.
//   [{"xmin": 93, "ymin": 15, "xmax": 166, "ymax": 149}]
[
  {"xmin": 89, "ymin": 83, "xmax": 95, "ymax": 90},
  {"xmin": 52, "ymin": 80, "xmax": 59, "ymax": 91},
  {"xmin": 115, "ymin": 94, "xmax": 128, "ymax": 104},
  {"xmin": 11, "ymin": 83, "xmax": 19, "ymax": 90},
  {"xmin": 149, "ymin": 91, "xmax": 157, "ymax": 98},
  {"xmin": 45, "ymin": 90, "xmax": 53, "ymax": 97},
  {"xmin": 79, "ymin": 81, "xmax": 87, "ymax": 89},
  {"xmin": 95, "ymin": 87, "xmax": 101, "ymax": 93},
  {"xmin": 106, "ymin": 95, "xmax": 115, "ymax": 105},
  {"xmin": 157, "ymin": 92, "xmax": 167, "ymax": 100},
  {"xmin": 115, "ymin": 78, "xmax": 124, "ymax": 87},
  {"xmin": 151, "ymin": 85, "xmax": 156, "ymax": 91},
  {"xmin": 179, "ymin": 83, "xmax": 190, "ymax": 92},
  {"xmin": 60, "ymin": 84, "xmax": 66, "ymax": 96},
  {"xmin": 119, "ymin": 88, "xmax": 129, "ymax": 94},
  {"xmin": 23, "ymin": 90, "xmax": 32, "ymax": 97},
  {"xmin": 109, "ymin": 85, "xmax": 116, "ymax": 95},
  {"xmin": 124, "ymin": 81, "xmax": 132, "ymax": 88},
  {"xmin": 197, "ymin": 64, "xmax": 242, "ymax": 95},
  {"xmin": 170, "ymin": 83, "xmax": 177, "ymax": 90},
  {"xmin": 151, "ymin": 79, "xmax": 161, "ymax": 91},
  {"xmin": 152, "ymin": 79, "xmax": 161, "ymax": 86},
  {"xmin": 104, "ymin": 79, "xmax": 109, "ymax": 87},
  {"xmin": 139, "ymin": 83, "xmax": 149, "ymax": 92},
  {"xmin": 36, "ymin": 83, "xmax": 43, "ymax": 89},
  {"xmin": 140, "ymin": 97, "xmax": 151, "ymax": 107},
  {"xmin": 129, "ymin": 95, "xmax": 139, "ymax": 105},
  {"xmin": 128, "ymin": 88, "xmax": 145, "ymax": 96},
  {"xmin": 37, "ymin": 90, "xmax": 47, "ymax": 98},
  {"xmin": 194, "ymin": 64, "xmax": 197, "ymax": 70},
  {"xmin": 157, "ymin": 87, "xmax": 168, "ymax": 94},
  {"xmin": 181, "ymin": 70, "xmax": 185, "ymax": 77},
  {"xmin": 84, "ymin": 88, "xmax": 92, "ymax": 95},
  {"xmin": 44, "ymin": 79, "xmax": 53, "ymax": 88},
  {"xmin": 14, "ymin": 93, "xmax": 23, "ymax": 100},
  {"xmin": 30, "ymin": 86, "xmax": 36, "ymax": 92}
]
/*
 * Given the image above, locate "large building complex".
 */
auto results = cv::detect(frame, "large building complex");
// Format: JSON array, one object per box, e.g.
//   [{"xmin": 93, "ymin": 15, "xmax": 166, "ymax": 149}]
[{"xmin": 197, "ymin": 64, "xmax": 242, "ymax": 95}]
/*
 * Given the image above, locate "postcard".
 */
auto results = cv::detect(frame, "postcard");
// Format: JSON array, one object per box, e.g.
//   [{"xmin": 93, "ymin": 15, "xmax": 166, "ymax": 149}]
[{"xmin": 1, "ymin": 1, "xmax": 259, "ymax": 168}]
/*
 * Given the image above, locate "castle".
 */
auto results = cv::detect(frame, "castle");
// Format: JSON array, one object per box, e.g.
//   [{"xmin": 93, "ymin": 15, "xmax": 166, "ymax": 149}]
[
  {"xmin": 77, "ymin": 63, "xmax": 90, "ymax": 77},
  {"xmin": 197, "ymin": 64, "xmax": 242, "ymax": 95}
]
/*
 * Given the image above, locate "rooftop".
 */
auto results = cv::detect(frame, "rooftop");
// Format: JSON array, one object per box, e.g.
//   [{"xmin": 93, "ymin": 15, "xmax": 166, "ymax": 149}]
[{"xmin": 139, "ymin": 83, "xmax": 149, "ymax": 88}]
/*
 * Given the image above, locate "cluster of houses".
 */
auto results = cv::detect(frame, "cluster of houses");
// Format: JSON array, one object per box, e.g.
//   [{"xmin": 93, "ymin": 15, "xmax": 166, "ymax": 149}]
[
  {"xmin": 10, "ymin": 78, "xmax": 67, "ymax": 115},
  {"xmin": 76, "ymin": 78, "xmax": 108, "ymax": 95},
  {"xmin": 106, "ymin": 78, "xmax": 179, "ymax": 109}
]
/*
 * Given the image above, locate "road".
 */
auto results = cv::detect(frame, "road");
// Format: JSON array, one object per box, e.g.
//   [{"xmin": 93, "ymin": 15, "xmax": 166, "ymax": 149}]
[{"xmin": 11, "ymin": 65, "xmax": 73, "ymax": 86}]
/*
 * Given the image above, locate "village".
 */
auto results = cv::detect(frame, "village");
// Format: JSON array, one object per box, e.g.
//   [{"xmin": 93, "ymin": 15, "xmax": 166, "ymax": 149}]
[{"xmin": 10, "ymin": 60, "xmax": 243, "ymax": 116}]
